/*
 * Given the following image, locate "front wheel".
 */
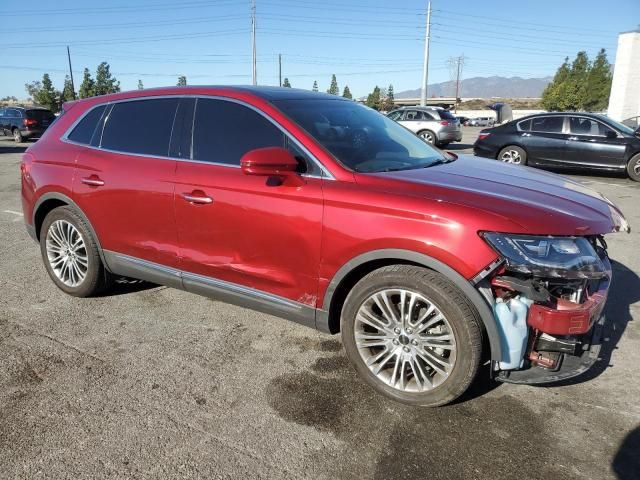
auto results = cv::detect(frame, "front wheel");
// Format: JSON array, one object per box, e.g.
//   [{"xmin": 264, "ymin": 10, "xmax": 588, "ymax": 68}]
[
  {"xmin": 341, "ymin": 265, "xmax": 483, "ymax": 407},
  {"xmin": 498, "ymin": 145, "xmax": 527, "ymax": 165},
  {"xmin": 40, "ymin": 206, "xmax": 113, "ymax": 297},
  {"xmin": 627, "ymin": 153, "xmax": 640, "ymax": 182}
]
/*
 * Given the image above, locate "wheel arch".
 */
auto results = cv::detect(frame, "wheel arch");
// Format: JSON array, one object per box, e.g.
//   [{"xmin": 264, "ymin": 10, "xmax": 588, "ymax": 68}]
[
  {"xmin": 32, "ymin": 192, "xmax": 109, "ymax": 269},
  {"xmin": 318, "ymin": 248, "xmax": 502, "ymax": 361}
]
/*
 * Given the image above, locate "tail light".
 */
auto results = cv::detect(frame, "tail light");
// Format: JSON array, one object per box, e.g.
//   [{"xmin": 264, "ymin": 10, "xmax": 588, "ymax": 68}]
[
  {"xmin": 440, "ymin": 121, "xmax": 450, "ymax": 126},
  {"xmin": 23, "ymin": 118, "xmax": 38, "ymax": 127},
  {"xmin": 478, "ymin": 133, "xmax": 491, "ymax": 141}
]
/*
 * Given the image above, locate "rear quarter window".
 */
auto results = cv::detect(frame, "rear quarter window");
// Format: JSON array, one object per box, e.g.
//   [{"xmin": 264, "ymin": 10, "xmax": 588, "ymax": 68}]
[
  {"xmin": 101, "ymin": 98, "xmax": 180, "ymax": 157},
  {"xmin": 67, "ymin": 105, "xmax": 107, "ymax": 145},
  {"xmin": 438, "ymin": 110, "xmax": 457, "ymax": 120},
  {"xmin": 517, "ymin": 119, "xmax": 531, "ymax": 131}
]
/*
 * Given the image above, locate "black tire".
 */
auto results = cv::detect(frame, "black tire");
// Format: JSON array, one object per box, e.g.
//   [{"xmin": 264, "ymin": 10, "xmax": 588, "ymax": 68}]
[
  {"xmin": 417, "ymin": 129, "xmax": 436, "ymax": 145},
  {"xmin": 39, "ymin": 206, "xmax": 113, "ymax": 297},
  {"xmin": 627, "ymin": 153, "xmax": 640, "ymax": 182},
  {"xmin": 497, "ymin": 145, "xmax": 527, "ymax": 165},
  {"xmin": 12, "ymin": 128, "xmax": 23, "ymax": 143},
  {"xmin": 341, "ymin": 265, "xmax": 483, "ymax": 407}
]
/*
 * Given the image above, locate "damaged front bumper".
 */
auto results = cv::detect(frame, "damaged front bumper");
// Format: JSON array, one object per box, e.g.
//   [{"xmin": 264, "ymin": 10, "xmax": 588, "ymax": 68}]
[{"xmin": 479, "ymin": 238, "xmax": 614, "ymax": 385}]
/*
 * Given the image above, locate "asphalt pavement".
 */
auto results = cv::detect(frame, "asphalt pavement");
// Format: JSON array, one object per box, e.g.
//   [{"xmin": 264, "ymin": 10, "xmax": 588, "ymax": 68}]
[{"xmin": 1, "ymin": 129, "xmax": 639, "ymax": 480}]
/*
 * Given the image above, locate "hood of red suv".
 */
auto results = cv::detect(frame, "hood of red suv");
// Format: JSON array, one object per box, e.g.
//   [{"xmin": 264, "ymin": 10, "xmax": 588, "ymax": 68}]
[{"xmin": 361, "ymin": 155, "xmax": 629, "ymax": 236}]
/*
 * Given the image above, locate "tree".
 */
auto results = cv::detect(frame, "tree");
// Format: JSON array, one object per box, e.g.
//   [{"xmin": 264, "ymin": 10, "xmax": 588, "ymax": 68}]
[
  {"xmin": 561, "ymin": 51, "xmax": 590, "ymax": 111},
  {"xmin": 61, "ymin": 75, "xmax": 75, "ymax": 102},
  {"xmin": 79, "ymin": 68, "xmax": 95, "ymax": 99},
  {"xmin": 30, "ymin": 73, "xmax": 59, "ymax": 112},
  {"xmin": 138, "ymin": 79, "xmax": 144, "ymax": 90},
  {"xmin": 366, "ymin": 86, "xmax": 382, "ymax": 110},
  {"xmin": 282, "ymin": 77, "xmax": 291, "ymax": 88},
  {"xmin": 382, "ymin": 83, "xmax": 395, "ymax": 111},
  {"xmin": 342, "ymin": 85, "xmax": 352, "ymax": 99},
  {"xmin": 583, "ymin": 49, "xmax": 612, "ymax": 112},
  {"xmin": 94, "ymin": 62, "xmax": 120, "ymax": 96},
  {"xmin": 25, "ymin": 81, "xmax": 43, "ymax": 101},
  {"xmin": 0, "ymin": 96, "xmax": 18, "ymax": 102},
  {"xmin": 177, "ymin": 75, "xmax": 187, "ymax": 86},
  {"xmin": 327, "ymin": 74, "xmax": 339, "ymax": 95},
  {"xmin": 312, "ymin": 80, "xmax": 318, "ymax": 92}
]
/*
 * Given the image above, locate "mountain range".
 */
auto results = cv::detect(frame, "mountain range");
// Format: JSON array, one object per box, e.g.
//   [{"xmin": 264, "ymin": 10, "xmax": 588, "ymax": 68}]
[{"xmin": 395, "ymin": 76, "xmax": 552, "ymax": 99}]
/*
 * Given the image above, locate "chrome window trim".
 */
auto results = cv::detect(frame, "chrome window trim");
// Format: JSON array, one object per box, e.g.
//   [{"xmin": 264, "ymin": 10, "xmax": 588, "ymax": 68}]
[
  {"xmin": 516, "ymin": 115, "xmax": 566, "ymax": 134},
  {"xmin": 567, "ymin": 115, "xmax": 621, "ymax": 139},
  {"xmin": 60, "ymin": 94, "xmax": 335, "ymax": 180}
]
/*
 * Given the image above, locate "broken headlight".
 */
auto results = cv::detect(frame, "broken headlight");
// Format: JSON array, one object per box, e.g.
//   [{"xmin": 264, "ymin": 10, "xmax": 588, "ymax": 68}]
[{"xmin": 482, "ymin": 233, "xmax": 606, "ymax": 279}]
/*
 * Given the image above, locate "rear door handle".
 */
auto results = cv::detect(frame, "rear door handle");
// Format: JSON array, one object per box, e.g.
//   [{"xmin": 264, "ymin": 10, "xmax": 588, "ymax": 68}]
[
  {"xmin": 81, "ymin": 175, "xmax": 105, "ymax": 187},
  {"xmin": 567, "ymin": 136, "xmax": 579, "ymax": 141},
  {"xmin": 182, "ymin": 191, "xmax": 213, "ymax": 205}
]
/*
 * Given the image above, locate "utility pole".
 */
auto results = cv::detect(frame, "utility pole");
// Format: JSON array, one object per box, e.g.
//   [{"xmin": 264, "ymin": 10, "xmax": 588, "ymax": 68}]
[
  {"xmin": 251, "ymin": 0, "xmax": 257, "ymax": 85},
  {"xmin": 451, "ymin": 54, "xmax": 465, "ymax": 113},
  {"xmin": 420, "ymin": 0, "xmax": 432, "ymax": 106},
  {"xmin": 67, "ymin": 46, "xmax": 76, "ymax": 100},
  {"xmin": 279, "ymin": 53, "xmax": 282, "ymax": 87}
]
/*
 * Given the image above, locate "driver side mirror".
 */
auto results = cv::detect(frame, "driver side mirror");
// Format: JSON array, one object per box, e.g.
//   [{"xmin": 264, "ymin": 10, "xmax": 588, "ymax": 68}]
[
  {"xmin": 605, "ymin": 129, "xmax": 617, "ymax": 139},
  {"xmin": 240, "ymin": 147, "xmax": 304, "ymax": 186}
]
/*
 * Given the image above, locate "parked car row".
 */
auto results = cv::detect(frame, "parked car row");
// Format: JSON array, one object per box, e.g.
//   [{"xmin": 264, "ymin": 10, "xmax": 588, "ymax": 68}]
[
  {"xmin": 386, "ymin": 106, "xmax": 462, "ymax": 147},
  {"xmin": 0, "ymin": 106, "xmax": 55, "ymax": 142},
  {"xmin": 473, "ymin": 112, "xmax": 640, "ymax": 181}
]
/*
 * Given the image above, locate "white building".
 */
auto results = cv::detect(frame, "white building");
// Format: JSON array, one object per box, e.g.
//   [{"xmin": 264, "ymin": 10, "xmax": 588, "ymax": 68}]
[{"xmin": 607, "ymin": 29, "xmax": 640, "ymax": 121}]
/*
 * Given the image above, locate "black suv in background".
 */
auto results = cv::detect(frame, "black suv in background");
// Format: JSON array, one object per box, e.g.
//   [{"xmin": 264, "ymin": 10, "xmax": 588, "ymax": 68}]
[
  {"xmin": 473, "ymin": 112, "xmax": 640, "ymax": 181},
  {"xmin": 0, "ymin": 106, "xmax": 56, "ymax": 142}
]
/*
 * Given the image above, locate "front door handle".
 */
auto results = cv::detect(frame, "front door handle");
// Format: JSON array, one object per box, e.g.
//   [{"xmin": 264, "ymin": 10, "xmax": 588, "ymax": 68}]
[
  {"xmin": 81, "ymin": 175, "xmax": 105, "ymax": 187},
  {"xmin": 567, "ymin": 136, "xmax": 579, "ymax": 141},
  {"xmin": 182, "ymin": 191, "xmax": 213, "ymax": 205}
]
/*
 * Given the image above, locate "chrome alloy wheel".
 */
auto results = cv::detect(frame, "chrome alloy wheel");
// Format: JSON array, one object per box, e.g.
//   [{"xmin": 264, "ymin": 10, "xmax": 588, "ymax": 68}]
[
  {"xmin": 500, "ymin": 149, "xmax": 522, "ymax": 164},
  {"xmin": 354, "ymin": 288, "xmax": 457, "ymax": 392},
  {"xmin": 45, "ymin": 220, "xmax": 88, "ymax": 287},
  {"xmin": 634, "ymin": 158, "xmax": 640, "ymax": 176},
  {"xmin": 419, "ymin": 131, "xmax": 435, "ymax": 144}
]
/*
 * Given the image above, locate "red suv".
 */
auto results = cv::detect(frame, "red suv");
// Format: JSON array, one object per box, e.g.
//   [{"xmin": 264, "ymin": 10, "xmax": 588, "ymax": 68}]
[{"xmin": 21, "ymin": 87, "xmax": 630, "ymax": 406}]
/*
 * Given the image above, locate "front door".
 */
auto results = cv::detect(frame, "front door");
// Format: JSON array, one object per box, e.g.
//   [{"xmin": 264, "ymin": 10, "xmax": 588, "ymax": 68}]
[
  {"xmin": 174, "ymin": 97, "xmax": 324, "ymax": 309},
  {"xmin": 73, "ymin": 97, "xmax": 182, "ymax": 269},
  {"xmin": 564, "ymin": 116, "xmax": 628, "ymax": 169}
]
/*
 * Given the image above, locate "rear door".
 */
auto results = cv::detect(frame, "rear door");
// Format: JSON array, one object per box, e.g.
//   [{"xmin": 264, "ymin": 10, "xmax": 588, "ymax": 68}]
[
  {"xmin": 72, "ymin": 97, "xmax": 182, "ymax": 269},
  {"xmin": 174, "ymin": 97, "xmax": 324, "ymax": 309},
  {"xmin": 519, "ymin": 116, "xmax": 568, "ymax": 166},
  {"xmin": 564, "ymin": 116, "xmax": 627, "ymax": 169},
  {"xmin": 399, "ymin": 109, "xmax": 434, "ymax": 134}
]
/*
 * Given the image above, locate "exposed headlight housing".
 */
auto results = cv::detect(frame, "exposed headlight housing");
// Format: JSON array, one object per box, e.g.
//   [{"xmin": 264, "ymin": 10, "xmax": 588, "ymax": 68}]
[{"xmin": 482, "ymin": 233, "xmax": 607, "ymax": 279}]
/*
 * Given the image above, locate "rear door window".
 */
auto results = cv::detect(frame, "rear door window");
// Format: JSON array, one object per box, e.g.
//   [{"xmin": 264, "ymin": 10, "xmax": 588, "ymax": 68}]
[
  {"xmin": 67, "ymin": 105, "xmax": 107, "ymax": 145},
  {"xmin": 101, "ymin": 98, "xmax": 180, "ymax": 157},
  {"xmin": 191, "ymin": 98, "xmax": 284, "ymax": 165},
  {"xmin": 531, "ymin": 116, "xmax": 564, "ymax": 133}
]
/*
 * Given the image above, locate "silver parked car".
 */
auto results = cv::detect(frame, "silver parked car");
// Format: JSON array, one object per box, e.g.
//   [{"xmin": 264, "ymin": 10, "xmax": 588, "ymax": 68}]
[
  {"xmin": 386, "ymin": 106, "xmax": 462, "ymax": 147},
  {"xmin": 468, "ymin": 117, "xmax": 495, "ymax": 127}
]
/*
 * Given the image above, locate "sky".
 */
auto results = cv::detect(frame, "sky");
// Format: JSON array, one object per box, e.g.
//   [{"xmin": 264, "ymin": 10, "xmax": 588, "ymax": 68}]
[{"xmin": 1, "ymin": 0, "xmax": 638, "ymax": 99}]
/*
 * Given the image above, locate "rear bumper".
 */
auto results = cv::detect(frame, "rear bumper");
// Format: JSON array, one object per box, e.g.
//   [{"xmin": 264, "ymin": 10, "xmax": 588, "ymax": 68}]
[
  {"xmin": 473, "ymin": 143, "xmax": 497, "ymax": 158},
  {"xmin": 438, "ymin": 130, "xmax": 463, "ymax": 142},
  {"xmin": 496, "ymin": 312, "xmax": 606, "ymax": 384},
  {"xmin": 22, "ymin": 128, "xmax": 46, "ymax": 139}
]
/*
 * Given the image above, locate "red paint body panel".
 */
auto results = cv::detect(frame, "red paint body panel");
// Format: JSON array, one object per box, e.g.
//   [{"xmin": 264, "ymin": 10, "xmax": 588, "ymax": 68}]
[
  {"xmin": 21, "ymin": 86, "xmax": 626, "ymax": 313},
  {"xmin": 174, "ymin": 162, "xmax": 323, "ymax": 305}
]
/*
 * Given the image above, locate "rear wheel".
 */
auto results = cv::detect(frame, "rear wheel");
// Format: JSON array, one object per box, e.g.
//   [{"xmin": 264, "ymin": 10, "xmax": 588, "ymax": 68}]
[
  {"xmin": 12, "ymin": 128, "xmax": 23, "ymax": 143},
  {"xmin": 340, "ymin": 265, "xmax": 483, "ymax": 406},
  {"xmin": 40, "ymin": 206, "xmax": 113, "ymax": 297},
  {"xmin": 498, "ymin": 145, "xmax": 527, "ymax": 165},
  {"xmin": 417, "ymin": 130, "xmax": 436, "ymax": 145},
  {"xmin": 627, "ymin": 153, "xmax": 640, "ymax": 182}
]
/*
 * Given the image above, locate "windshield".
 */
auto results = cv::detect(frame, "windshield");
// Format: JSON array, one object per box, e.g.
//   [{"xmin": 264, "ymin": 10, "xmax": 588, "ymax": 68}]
[
  {"xmin": 599, "ymin": 115, "xmax": 637, "ymax": 136},
  {"xmin": 273, "ymin": 98, "xmax": 447, "ymax": 173}
]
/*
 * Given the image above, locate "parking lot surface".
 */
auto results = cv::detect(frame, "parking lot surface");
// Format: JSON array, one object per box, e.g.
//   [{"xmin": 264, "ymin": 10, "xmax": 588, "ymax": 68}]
[{"xmin": 1, "ymin": 131, "xmax": 639, "ymax": 480}]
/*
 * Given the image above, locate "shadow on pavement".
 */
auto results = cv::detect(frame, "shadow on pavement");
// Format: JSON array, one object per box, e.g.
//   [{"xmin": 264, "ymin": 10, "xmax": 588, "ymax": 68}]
[
  {"xmin": 612, "ymin": 426, "xmax": 640, "ymax": 479},
  {"xmin": 98, "ymin": 278, "xmax": 159, "ymax": 297}
]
